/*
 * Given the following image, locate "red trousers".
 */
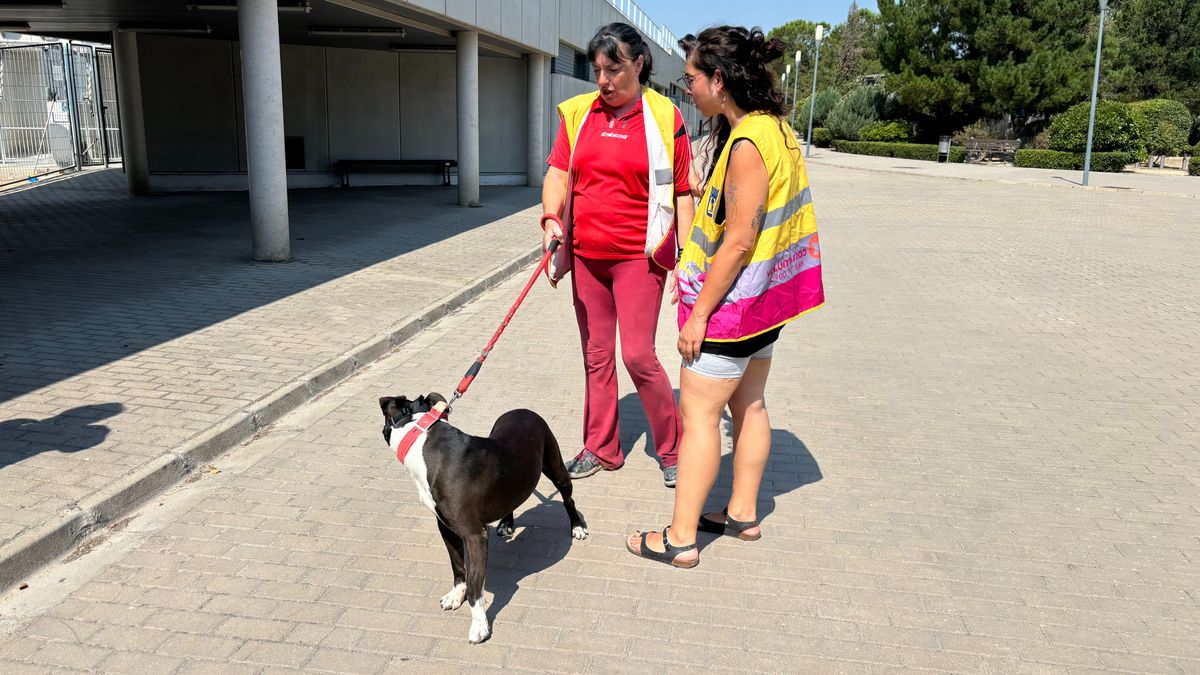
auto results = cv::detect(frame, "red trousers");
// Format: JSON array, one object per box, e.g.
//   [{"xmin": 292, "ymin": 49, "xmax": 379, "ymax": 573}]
[{"xmin": 570, "ymin": 255, "xmax": 681, "ymax": 469}]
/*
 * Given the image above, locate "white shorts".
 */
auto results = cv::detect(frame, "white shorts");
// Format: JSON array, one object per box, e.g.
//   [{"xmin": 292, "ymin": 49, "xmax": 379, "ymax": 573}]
[{"xmin": 683, "ymin": 342, "xmax": 774, "ymax": 379}]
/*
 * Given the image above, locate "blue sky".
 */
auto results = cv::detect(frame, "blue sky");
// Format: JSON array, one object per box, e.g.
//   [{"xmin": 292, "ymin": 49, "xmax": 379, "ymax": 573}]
[{"xmin": 637, "ymin": 0, "xmax": 877, "ymax": 38}]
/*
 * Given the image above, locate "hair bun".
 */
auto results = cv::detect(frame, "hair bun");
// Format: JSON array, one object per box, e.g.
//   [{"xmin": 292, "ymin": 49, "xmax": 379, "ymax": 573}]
[{"xmin": 747, "ymin": 29, "xmax": 785, "ymax": 64}]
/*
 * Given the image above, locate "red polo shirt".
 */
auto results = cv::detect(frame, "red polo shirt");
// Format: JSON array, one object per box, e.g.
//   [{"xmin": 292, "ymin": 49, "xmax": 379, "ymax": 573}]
[{"xmin": 547, "ymin": 98, "xmax": 692, "ymax": 260}]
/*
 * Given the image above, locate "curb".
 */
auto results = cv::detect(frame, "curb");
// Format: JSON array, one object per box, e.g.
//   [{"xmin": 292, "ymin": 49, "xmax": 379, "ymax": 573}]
[
  {"xmin": 0, "ymin": 244, "xmax": 545, "ymax": 593},
  {"xmin": 809, "ymin": 155, "xmax": 1198, "ymax": 200}
]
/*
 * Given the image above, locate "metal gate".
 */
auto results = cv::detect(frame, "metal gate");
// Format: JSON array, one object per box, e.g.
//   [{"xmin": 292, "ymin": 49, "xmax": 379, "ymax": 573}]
[
  {"xmin": 96, "ymin": 49, "xmax": 122, "ymax": 163},
  {"xmin": 0, "ymin": 41, "xmax": 121, "ymax": 188}
]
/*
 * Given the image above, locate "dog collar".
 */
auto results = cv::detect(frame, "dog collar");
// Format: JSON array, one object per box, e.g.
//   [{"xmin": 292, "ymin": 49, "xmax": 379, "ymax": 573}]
[{"xmin": 393, "ymin": 403, "xmax": 447, "ymax": 463}]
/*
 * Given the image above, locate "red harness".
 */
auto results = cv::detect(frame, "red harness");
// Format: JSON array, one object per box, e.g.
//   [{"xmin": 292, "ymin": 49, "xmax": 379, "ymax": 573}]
[{"xmin": 393, "ymin": 224, "xmax": 561, "ymax": 465}]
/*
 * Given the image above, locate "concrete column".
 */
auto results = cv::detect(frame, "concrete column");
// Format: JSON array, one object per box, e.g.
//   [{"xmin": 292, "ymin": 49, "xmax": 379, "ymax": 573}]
[
  {"xmin": 111, "ymin": 31, "xmax": 149, "ymax": 195},
  {"xmin": 526, "ymin": 53, "xmax": 547, "ymax": 188},
  {"xmin": 456, "ymin": 30, "xmax": 480, "ymax": 207},
  {"xmin": 237, "ymin": 0, "xmax": 291, "ymax": 261}
]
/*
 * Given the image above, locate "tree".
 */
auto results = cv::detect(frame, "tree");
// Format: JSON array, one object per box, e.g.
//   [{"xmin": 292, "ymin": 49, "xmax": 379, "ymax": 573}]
[
  {"xmin": 768, "ymin": 19, "xmax": 835, "ymax": 100},
  {"xmin": 828, "ymin": 2, "xmax": 884, "ymax": 87},
  {"xmin": 1105, "ymin": 0, "xmax": 1200, "ymax": 116},
  {"xmin": 877, "ymin": 0, "xmax": 1096, "ymax": 138}
]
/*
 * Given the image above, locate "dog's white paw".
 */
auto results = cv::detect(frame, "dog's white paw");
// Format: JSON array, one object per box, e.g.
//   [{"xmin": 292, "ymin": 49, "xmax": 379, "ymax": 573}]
[
  {"xmin": 467, "ymin": 601, "xmax": 490, "ymax": 644},
  {"xmin": 440, "ymin": 583, "xmax": 466, "ymax": 611},
  {"xmin": 572, "ymin": 526, "xmax": 589, "ymax": 540},
  {"xmin": 496, "ymin": 522, "xmax": 515, "ymax": 538}
]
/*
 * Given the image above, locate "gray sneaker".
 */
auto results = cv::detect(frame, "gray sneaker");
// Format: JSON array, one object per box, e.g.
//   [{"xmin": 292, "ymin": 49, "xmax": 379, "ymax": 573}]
[
  {"xmin": 567, "ymin": 450, "xmax": 605, "ymax": 480},
  {"xmin": 662, "ymin": 465, "xmax": 677, "ymax": 488}
]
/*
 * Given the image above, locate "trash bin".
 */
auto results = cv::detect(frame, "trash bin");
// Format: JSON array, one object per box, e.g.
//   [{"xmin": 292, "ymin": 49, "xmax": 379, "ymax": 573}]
[{"xmin": 937, "ymin": 135, "xmax": 951, "ymax": 163}]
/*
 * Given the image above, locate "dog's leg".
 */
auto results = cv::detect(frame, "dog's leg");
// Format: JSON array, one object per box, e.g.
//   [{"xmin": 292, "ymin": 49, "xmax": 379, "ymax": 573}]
[
  {"xmin": 543, "ymin": 436, "xmax": 589, "ymax": 540},
  {"xmin": 496, "ymin": 512, "xmax": 515, "ymax": 538},
  {"xmin": 464, "ymin": 526, "xmax": 490, "ymax": 644},
  {"xmin": 436, "ymin": 519, "xmax": 467, "ymax": 611}
]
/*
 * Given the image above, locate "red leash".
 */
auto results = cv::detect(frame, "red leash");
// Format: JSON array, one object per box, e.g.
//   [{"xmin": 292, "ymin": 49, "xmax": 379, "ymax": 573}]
[
  {"xmin": 450, "ymin": 213, "xmax": 563, "ymax": 405},
  {"xmin": 396, "ymin": 215, "xmax": 562, "ymax": 462}
]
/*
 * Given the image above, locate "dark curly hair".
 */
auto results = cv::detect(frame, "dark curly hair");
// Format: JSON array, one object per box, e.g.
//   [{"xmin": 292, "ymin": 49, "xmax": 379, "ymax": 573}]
[{"xmin": 679, "ymin": 26, "xmax": 791, "ymax": 180}]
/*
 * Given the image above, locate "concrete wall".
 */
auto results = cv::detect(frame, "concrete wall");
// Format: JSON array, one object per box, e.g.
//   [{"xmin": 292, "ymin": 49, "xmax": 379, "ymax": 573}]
[
  {"xmin": 138, "ymin": 36, "xmax": 530, "ymax": 188},
  {"xmin": 132, "ymin": 0, "xmax": 696, "ymax": 190},
  {"xmin": 140, "ymin": 35, "xmax": 240, "ymax": 172},
  {"xmin": 327, "ymin": 48, "xmax": 401, "ymax": 161},
  {"xmin": 406, "ymin": 0, "xmax": 559, "ymax": 54}
]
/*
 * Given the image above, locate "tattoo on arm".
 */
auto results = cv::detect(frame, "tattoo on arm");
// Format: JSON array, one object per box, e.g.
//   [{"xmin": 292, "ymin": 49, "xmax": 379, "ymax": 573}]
[
  {"xmin": 726, "ymin": 181, "xmax": 738, "ymax": 206},
  {"xmin": 750, "ymin": 204, "xmax": 765, "ymax": 232}
]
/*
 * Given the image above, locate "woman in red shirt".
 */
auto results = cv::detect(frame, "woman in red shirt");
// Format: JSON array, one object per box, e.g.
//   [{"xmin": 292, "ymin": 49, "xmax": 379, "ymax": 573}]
[{"xmin": 542, "ymin": 23, "xmax": 695, "ymax": 486}]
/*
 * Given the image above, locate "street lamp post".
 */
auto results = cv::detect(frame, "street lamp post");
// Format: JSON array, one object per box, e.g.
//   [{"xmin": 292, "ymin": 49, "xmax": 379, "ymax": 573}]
[
  {"xmin": 791, "ymin": 50, "xmax": 801, "ymax": 128},
  {"xmin": 785, "ymin": 63, "xmax": 791, "ymax": 107},
  {"xmin": 782, "ymin": 71, "xmax": 788, "ymax": 107},
  {"xmin": 805, "ymin": 24, "xmax": 824, "ymax": 157},
  {"xmin": 1082, "ymin": 0, "xmax": 1109, "ymax": 187}
]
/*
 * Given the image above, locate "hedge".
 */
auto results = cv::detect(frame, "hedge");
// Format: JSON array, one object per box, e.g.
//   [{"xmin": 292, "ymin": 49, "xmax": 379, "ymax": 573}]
[
  {"xmin": 811, "ymin": 127, "xmax": 833, "ymax": 148},
  {"xmin": 859, "ymin": 121, "xmax": 911, "ymax": 143},
  {"xmin": 1190, "ymin": 155, "xmax": 1200, "ymax": 176},
  {"xmin": 832, "ymin": 140, "xmax": 966, "ymax": 163},
  {"xmin": 1049, "ymin": 100, "xmax": 1142, "ymax": 154},
  {"xmin": 1129, "ymin": 99, "xmax": 1193, "ymax": 156},
  {"xmin": 1014, "ymin": 149, "xmax": 1136, "ymax": 173}
]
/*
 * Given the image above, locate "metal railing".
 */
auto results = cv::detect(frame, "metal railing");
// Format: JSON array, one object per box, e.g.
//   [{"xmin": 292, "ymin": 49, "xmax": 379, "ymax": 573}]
[
  {"xmin": 605, "ymin": 0, "xmax": 685, "ymax": 58},
  {"xmin": 0, "ymin": 40, "xmax": 121, "ymax": 188}
]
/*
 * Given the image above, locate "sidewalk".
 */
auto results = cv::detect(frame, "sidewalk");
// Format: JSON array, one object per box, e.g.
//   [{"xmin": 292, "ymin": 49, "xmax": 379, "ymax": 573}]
[
  {"xmin": 0, "ymin": 159, "xmax": 1197, "ymax": 671},
  {"xmin": 0, "ymin": 170, "xmax": 545, "ymax": 590},
  {"xmin": 804, "ymin": 147, "xmax": 1200, "ymax": 198}
]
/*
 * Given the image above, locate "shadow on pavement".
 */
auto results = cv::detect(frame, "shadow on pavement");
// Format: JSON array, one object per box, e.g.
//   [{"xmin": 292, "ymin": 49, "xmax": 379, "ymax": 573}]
[
  {"xmin": 0, "ymin": 169, "xmax": 539, "ymax": 404},
  {"xmin": 0, "ymin": 402, "xmax": 124, "ymax": 469},
  {"xmin": 618, "ymin": 390, "xmax": 822, "ymax": 540},
  {"xmin": 486, "ymin": 492, "xmax": 584, "ymax": 624}
]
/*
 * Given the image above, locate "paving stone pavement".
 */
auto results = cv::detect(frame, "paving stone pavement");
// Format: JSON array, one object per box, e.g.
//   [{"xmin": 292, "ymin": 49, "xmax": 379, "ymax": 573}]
[
  {"xmin": 0, "ymin": 171, "xmax": 544, "ymax": 573},
  {"xmin": 1, "ymin": 163, "xmax": 1199, "ymax": 673}
]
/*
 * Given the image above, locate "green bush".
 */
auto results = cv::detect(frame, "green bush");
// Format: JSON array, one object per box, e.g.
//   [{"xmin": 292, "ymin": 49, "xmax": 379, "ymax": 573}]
[
  {"xmin": 811, "ymin": 127, "xmax": 834, "ymax": 148},
  {"xmin": 832, "ymin": 139, "xmax": 966, "ymax": 163},
  {"xmin": 1190, "ymin": 155, "xmax": 1200, "ymax": 176},
  {"xmin": 796, "ymin": 89, "xmax": 839, "ymax": 128},
  {"xmin": 1014, "ymin": 149, "xmax": 1135, "ymax": 172},
  {"xmin": 1048, "ymin": 100, "xmax": 1142, "ymax": 154},
  {"xmin": 859, "ymin": 121, "xmax": 911, "ymax": 143},
  {"xmin": 1130, "ymin": 99, "xmax": 1193, "ymax": 156},
  {"xmin": 826, "ymin": 85, "xmax": 892, "ymax": 141}
]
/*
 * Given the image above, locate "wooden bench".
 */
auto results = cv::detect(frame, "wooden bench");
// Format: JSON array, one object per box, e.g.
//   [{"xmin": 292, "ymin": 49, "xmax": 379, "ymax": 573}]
[
  {"xmin": 963, "ymin": 138, "xmax": 1021, "ymax": 164},
  {"xmin": 335, "ymin": 159, "xmax": 456, "ymax": 187}
]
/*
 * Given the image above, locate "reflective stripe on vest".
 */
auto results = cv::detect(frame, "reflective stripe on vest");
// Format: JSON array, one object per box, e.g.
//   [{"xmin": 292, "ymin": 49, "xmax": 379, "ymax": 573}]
[{"xmin": 677, "ymin": 113, "xmax": 824, "ymax": 341}]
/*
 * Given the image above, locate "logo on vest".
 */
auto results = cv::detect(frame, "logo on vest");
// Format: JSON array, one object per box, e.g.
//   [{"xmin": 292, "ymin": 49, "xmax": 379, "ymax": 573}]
[
  {"xmin": 705, "ymin": 186, "xmax": 719, "ymax": 218},
  {"xmin": 600, "ymin": 131, "xmax": 629, "ymax": 140}
]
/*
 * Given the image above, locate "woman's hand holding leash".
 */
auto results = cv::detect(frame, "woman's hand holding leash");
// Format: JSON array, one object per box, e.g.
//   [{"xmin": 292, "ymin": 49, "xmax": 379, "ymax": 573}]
[{"xmin": 541, "ymin": 213, "xmax": 564, "ymax": 252}]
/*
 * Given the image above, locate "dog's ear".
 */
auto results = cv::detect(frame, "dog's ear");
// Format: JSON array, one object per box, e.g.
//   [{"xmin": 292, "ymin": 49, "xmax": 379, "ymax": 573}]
[
  {"xmin": 379, "ymin": 396, "xmax": 409, "ymax": 419},
  {"xmin": 426, "ymin": 392, "xmax": 447, "ymax": 406}
]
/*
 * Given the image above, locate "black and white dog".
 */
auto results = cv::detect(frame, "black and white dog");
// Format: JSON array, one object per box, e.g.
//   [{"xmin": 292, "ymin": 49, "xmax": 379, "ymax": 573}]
[{"xmin": 379, "ymin": 393, "xmax": 588, "ymax": 644}]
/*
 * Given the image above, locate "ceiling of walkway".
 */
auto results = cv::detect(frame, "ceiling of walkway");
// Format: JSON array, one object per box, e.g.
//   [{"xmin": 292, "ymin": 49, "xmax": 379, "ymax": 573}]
[{"xmin": 0, "ymin": 0, "xmax": 526, "ymax": 58}]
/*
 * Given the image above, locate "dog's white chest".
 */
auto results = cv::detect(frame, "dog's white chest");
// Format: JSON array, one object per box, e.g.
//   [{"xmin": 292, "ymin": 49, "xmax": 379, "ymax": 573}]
[{"xmin": 391, "ymin": 421, "xmax": 438, "ymax": 513}]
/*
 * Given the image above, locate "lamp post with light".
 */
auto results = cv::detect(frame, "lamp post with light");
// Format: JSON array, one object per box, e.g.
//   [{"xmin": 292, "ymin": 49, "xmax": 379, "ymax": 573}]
[
  {"xmin": 791, "ymin": 50, "xmax": 801, "ymax": 127},
  {"xmin": 805, "ymin": 24, "xmax": 824, "ymax": 157}
]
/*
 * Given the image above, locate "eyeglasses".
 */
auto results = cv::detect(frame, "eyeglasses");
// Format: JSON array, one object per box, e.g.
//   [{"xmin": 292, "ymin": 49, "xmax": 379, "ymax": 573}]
[{"xmin": 675, "ymin": 73, "xmax": 699, "ymax": 90}]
